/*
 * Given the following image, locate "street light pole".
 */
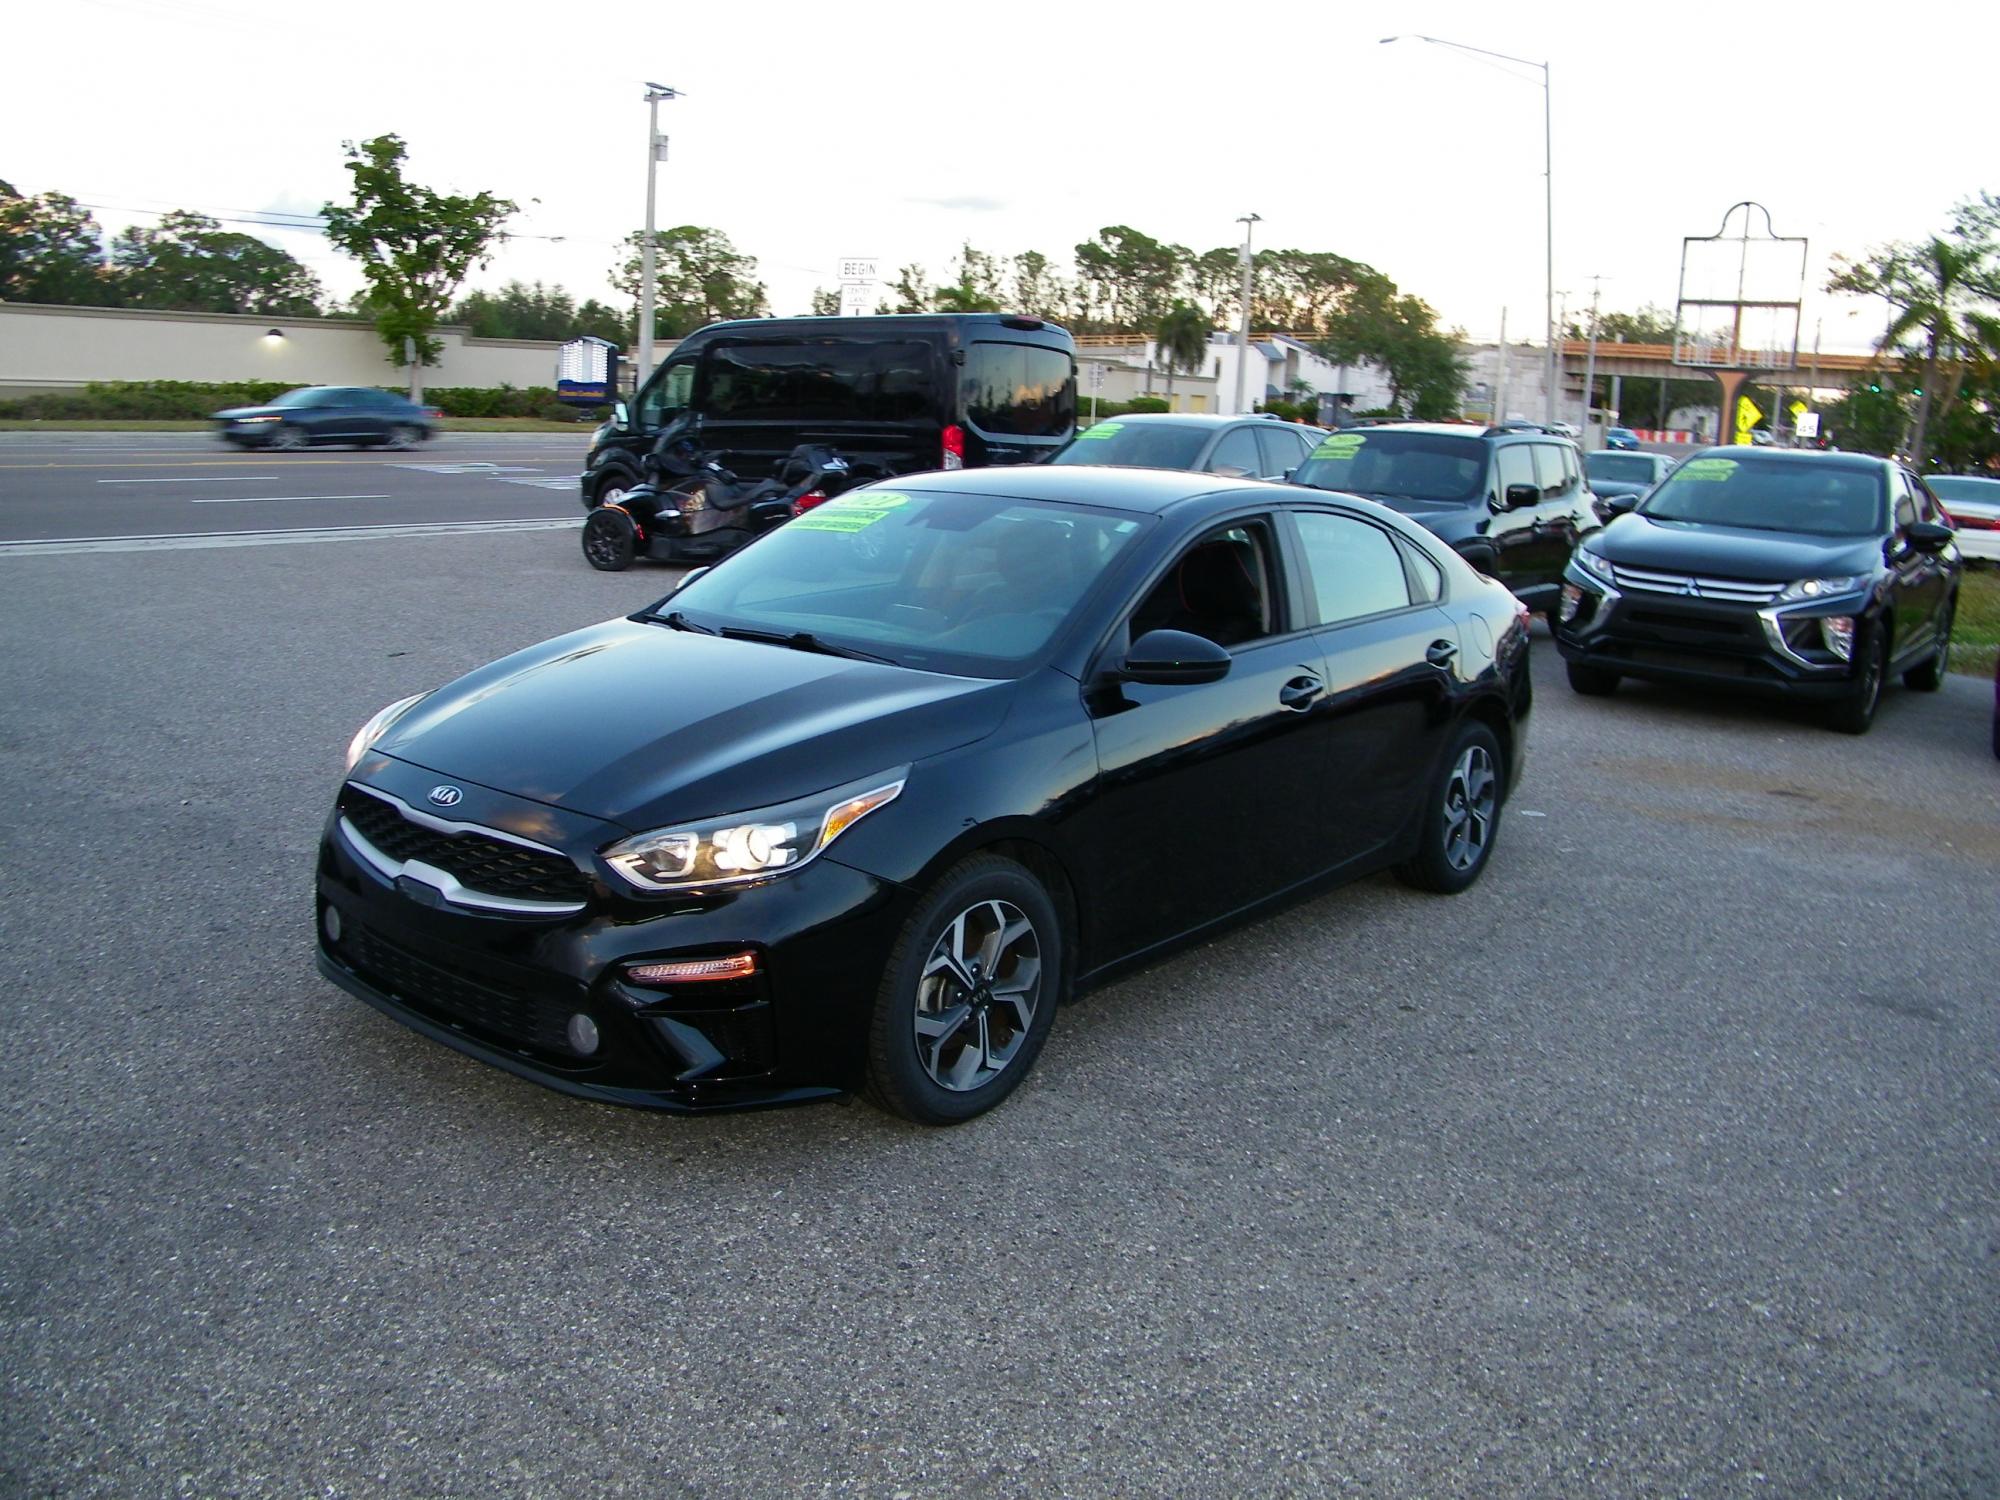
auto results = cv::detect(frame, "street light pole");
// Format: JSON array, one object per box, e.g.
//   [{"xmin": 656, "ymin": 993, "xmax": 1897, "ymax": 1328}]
[
  {"xmin": 1382, "ymin": 35, "xmax": 1553, "ymax": 424},
  {"xmin": 1234, "ymin": 213, "xmax": 1261, "ymax": 415},
  {"xmin": 636, "ymin": 82, "xmax": 681, "ymax": 389}
]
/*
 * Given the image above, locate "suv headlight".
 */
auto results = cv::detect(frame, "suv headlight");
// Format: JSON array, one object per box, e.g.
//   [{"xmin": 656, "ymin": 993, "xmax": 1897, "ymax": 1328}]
[
  {"xmin": 345, "ymin": 692, "xmax": 428, "ymax": 770},
  {"xmin": 1572, "ymin": 546, "xmax": 1615, "ymax": 584},
  {"xmin": 603, "ymin": 769, "xmax": 907, "ymax": 893},
  {"xmin": 1777, "ymin": 574, "xmax": 1865, "ymax": 603}
]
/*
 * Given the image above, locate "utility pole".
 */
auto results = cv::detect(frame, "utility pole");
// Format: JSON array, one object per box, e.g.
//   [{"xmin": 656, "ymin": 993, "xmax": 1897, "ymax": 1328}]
[
  {"xmin": 636, "ymin": 82, "xmax": 681, "ymax": 389},
  {"xmin": 1493, "ymin": 306, "xmax": 1509, "ymax": 424},
  {"xmin": 1234, "ymin": 213, "xmax": 1261, "ymax": 415},
  {"xmin": 1580, "ymin": 275, "xmax": 1603, "ymax": 440}
]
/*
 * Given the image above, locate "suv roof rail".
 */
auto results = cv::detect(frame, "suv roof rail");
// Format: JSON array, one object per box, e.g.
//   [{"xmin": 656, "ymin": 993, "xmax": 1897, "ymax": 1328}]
[{"xmin": 1484, "ymin": 421, "xmax": 1558, "ymax": 437}]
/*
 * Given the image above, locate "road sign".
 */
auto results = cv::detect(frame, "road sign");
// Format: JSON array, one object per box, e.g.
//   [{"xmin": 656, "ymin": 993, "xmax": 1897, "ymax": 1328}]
[
  {"xmin": 1087, "ymin": 362, "xmax": 1106, "ymax": 393},
  {"xmin": 1796, "ymin": 411, "xmax": 1821, "ymax": 439},
  {"xmin": 1735, "ymin": 396, "xmax": 1763, "ymax": 444}
]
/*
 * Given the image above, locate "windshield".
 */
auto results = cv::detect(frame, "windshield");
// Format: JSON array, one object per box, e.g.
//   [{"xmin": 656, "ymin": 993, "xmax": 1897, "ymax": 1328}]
[
  {"xmin": 1052, "ymin": 421, "xmax": 1209, "ymax": 470},
  {"xmin": 269, "ymin": 388, "xmax": 320, "ymax": 408},
  {"xmin": 660, "ymin": 487, "xmax": 1147, "ymax": 677},
  {"xmin": 1291, "ymin": 430, "xmax": 1486, "ymax": 504},
  {"xmin": 1639, "ymin": 456, "xmax": 1885, "ymax": 536},
  {"xmin": 1585, "ymin": 452, "xmax": 1659, "ymax": 484}
]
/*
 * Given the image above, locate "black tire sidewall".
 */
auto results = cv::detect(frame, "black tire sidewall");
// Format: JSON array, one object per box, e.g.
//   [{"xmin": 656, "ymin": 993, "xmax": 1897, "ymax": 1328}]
[
  {"xmin": 581, "ymin": 509, "xmax": 637, "ymax": 571},
  {"xmin": 865, "ymin": 856, "xmax": 1062, "ymax": 1125},
  {"xmin": 1397, "ymin": 721, "xmax": 1504, "ymax": 895}
]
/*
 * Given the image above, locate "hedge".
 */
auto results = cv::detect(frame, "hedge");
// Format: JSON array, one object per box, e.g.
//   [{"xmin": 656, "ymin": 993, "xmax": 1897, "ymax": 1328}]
[{"xmin": 0, "ymin": 380, "xmax": 606, "ymax": 423}]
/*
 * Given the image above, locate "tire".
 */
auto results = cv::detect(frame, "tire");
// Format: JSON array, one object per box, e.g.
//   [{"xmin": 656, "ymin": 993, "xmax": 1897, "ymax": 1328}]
[
  {"xmin": 864, "ymin": 855, "xmax": 1062, "ymax": 1125},
  {"xmin": 1827, "ymin": 623, "xmax": 1888, "ymax": 734},
  {"xmin": 269, "ymin": 424, "xmax": 309, "ymax": 451},
  {"xmin": 581, "ymin": 507, "xmax": 638, "ymax": 571},
  {"xmin": 1902, "ymin": 598, "xmax": 1953, "ymax": 691},
  {"xmin": 1395, "ymin": 721, "xmax": 1504, "ymax": 895},
  {"xmin": 383, "ymin": 424, "xmax": 420, "ymax": 451},
  {"xmin": 591, "ymin": 470, "xmax": 636, "ymax": 511},
  {"xmin": 1566, "ymin": 661, "xmax": 1620, "ymax": 696}
]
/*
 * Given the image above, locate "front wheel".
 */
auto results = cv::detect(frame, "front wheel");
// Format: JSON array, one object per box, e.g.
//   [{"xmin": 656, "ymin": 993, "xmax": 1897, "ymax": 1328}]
[
  {"xmin": 581, "ymin": 507, "xmax": 637, "ymax": 571},
  {"xmin": 268, "ymin": 424, "xmax": 309, "ymax": 451},
  {"xmin": 865, "ymin": 855, "xmax": 1062, "ymax": 1124},
  {"xmin": 1395, "ymin": 722, "xmax": 1504, "ymax": 895},
  {"xmin": 1827, "ymin": 624, "xmax": 1888, "ymax": 734}
]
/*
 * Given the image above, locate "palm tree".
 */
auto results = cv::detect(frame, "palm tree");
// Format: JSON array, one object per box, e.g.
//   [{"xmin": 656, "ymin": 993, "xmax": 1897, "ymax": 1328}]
[{"xmin": 1154, "ymin": 302, "xmax": 1212, "ymax": 408}]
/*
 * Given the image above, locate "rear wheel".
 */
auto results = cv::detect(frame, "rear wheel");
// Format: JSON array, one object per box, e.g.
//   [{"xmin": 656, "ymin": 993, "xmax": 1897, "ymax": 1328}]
[
  {"xmin": 1828, "ymin": 624, "xmax": 1888, "ymax": 734},
  {"xmin": 1902, "ymin": 598, "xmax": 1954, "ymax": 691},
  {"xmin": 383, "ymin": 424, "xmax": 420, "ymax": 451},
  {"xmin": 865, "ymin": 855, "xmax": 1061, "ymax": 1124},
  {"xmin": 581, "ymin": 507, "xmax": 637, "ymax": 571},
  {"xmin": 1565, "ymin": 661, "xmax": 1620, "ymax": 696},
  {"xmin": 1395, "ymin": 722, "xmax": 1504, "ymax": 895}
]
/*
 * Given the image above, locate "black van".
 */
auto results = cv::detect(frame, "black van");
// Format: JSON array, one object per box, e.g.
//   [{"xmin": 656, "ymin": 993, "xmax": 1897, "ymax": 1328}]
[{"xmin": 579, "ymin": 313, "xmax": 1078, "ymax": 510}]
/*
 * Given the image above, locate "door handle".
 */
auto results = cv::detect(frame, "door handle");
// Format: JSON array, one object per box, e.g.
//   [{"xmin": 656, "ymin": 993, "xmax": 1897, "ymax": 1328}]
[
  {"xmin": 1425, "ymin": 639, "xmax": 1459, "ymax": 668},
  {"xmin": 1278, "ymin": 675, "xmax": 1322, "ymax": 712}
]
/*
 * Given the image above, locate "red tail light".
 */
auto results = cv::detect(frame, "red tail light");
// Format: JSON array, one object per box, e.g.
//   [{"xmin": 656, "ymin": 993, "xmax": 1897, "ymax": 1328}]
[
  {"xmin": 941, "ymin": 424, "xmax": 965, "ymax": 470},
  {"xmin": 1952, "ymin": 511, "xmax": 2000, "ymax": 530},
  {"xmin": 791, "ymin": 490, "xmax": 828, "ymax": 516}
]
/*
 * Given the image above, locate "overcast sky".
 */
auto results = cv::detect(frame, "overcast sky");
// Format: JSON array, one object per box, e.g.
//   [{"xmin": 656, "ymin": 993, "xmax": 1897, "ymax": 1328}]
[{"xmin": 8, "ymin": 0, "xmax": 1993, "ymax": 353}]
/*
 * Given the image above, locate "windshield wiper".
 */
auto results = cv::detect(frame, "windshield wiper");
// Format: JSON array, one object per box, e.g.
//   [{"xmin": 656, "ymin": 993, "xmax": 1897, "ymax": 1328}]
[
  {"xmin": 651, "ymin": 610, "xmax": 715, "ymax": 634},
  {"xmin": 720, "ymin": 626, "xmax": 893, "ymax": 664}
]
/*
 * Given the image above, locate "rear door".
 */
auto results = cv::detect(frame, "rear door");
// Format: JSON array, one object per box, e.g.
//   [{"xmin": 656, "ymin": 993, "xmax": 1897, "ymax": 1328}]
[
  {"xmin": 960, "ymin": 339, "xmax": 1076, "ymax": 467},
  {"xmin": 1254, "ymin": 423, "xmax": 1313, "ymax": 479},
  {"xmin": 1894, "ymin": 469, "xmax": 1949, "ymax": 652},
  {"xmin": 1485, "ymin": 441, "xmax": 1545, "ymax": 595},
  {"xmin": 1202, "ymin": 425, "xmax": 1261, "ymax": 478}
]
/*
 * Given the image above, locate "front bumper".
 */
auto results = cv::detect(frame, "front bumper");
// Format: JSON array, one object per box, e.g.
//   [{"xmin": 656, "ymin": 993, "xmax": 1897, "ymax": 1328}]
[
  {"xmin": 314, "ymin": 762, "xmax": 910, "ymax": 1112},
  {"xmin": 1554, "ymin": 565, "xmax": 1869, "ymax": 701}
]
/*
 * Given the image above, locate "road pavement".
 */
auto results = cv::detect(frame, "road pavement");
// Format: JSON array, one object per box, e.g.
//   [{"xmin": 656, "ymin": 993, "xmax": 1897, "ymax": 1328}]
[{"xmin": 1, "ymin": 510, "xmax": 1996, "ymax": 1496}]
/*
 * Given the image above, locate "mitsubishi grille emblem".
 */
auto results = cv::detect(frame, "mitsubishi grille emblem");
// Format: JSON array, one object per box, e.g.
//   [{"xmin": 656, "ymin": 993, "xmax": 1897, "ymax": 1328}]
[
  {"xmin": 428, "ymin": 785, "xmax": 463, "ymax": 808},
  {"xmin": 1680, "ymin": 579, "xmax": 1700, "ymax": 597}
]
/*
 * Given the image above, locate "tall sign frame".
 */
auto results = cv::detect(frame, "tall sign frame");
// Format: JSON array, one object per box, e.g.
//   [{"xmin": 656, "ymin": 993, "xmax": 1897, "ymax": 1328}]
[{"xmin": 1673, "ymin": 202, "xmax": 1807, "ymax": 443}]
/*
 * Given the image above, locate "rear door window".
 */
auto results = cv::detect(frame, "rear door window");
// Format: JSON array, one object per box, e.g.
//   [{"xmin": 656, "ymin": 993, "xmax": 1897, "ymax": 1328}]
[
  {"xmin": 1205, "ymin": 426, "xmax": 1261, "ymax": 478},
  {"xmin": 701, "ymin": 341, "xmax": 936, "ymax": 423},
  {"xmin": 1495, "ymin": 443, "xmax": 1536, "ymax": 503},
  {"xmin": 1531, "ymin": 443, "xmax": 1567, "ymax": 499},
  {"xmin": 963, "ymin": 342, "xmax": 1073, "ymax": 436},
  {"xmin": 1254, "ymin": 424, "xmax": 1306, "ymax": 477}
]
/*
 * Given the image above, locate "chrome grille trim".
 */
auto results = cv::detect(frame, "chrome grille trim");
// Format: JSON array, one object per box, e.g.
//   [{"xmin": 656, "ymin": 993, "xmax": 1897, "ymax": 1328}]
[
  {"xmin": 1608, "ymin": 565, "xmax": 1785, "ymax": 604},
  {"xmin": 337, "ymin": 818, "xmax": 587, "ymax": 917}
]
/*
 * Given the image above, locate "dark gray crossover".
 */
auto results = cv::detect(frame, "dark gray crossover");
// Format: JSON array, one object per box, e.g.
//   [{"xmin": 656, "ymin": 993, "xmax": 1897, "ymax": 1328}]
[{"xmin": 318, "ymin": 466, "xmax": 1531, "ymax": 1123}]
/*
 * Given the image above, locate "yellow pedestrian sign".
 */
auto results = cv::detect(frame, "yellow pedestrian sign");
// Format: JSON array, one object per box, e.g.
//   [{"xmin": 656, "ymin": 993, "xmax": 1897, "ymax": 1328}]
[{"xmin": 1734, "ymin": 396, "xmax": 1763, "ymax": 445}]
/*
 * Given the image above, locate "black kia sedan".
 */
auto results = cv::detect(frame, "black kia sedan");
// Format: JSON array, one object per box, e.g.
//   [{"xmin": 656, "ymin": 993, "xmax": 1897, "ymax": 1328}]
[
  {"xmin": 317, "ymin": 467, "xmax": 1531, "ymax": 1122},
  {"xmin": 1555, "ymin": 449, "xmax": 1960, "ymax": 733},
  {"xmin": 214, "ymin": 386, "xmax": 437, "ymax": 449}
]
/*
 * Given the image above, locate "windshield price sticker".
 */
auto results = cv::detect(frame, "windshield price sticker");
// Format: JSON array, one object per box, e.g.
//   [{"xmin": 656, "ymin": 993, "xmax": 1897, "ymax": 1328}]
[
  {"xmin": 793, "ymin": 491, "xmax": 910, "ymax": 533},
  {"xmin": 1310, "ymin": 433, "xmax": 1367, "ymax": 461},
  {"xmin": 1677, "ymin": 459, "xmax": 1738, "ymax": 482},
  {"xmin": 1074, "ymin": 423, "xmax": 1123, "ymax": 440}
]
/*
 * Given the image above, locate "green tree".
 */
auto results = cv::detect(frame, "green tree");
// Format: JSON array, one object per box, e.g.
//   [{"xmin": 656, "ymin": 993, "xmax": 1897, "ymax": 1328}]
[
  {"xmin": 1072, "ymin": 226, "xmax": 1185, "ymax": 333},
  {"xmin": 110, "ymin": 210, "xmax": 322, "ymax": 315},
  {"xmin": 1010, "ymin": 250, "xmax": 1068, "ymax": 320},
  {"xmin": 1188, "ymin": 246, "xmax": 1243, "ymax": 329},
  {"xmin": 320, "ymin": 134, "xmax": 516, "ymax": 396},
  {"xmin": 882, "ymin": 262, "xmax": 931, "ymax": 315},
  {"xmin": 449, "ymin": 279, "xmax": 622, "ymax": 342},
  {"xmin": 612, "ymin": 225, "xmax": 769, "ymax": 337},
  {"xmin": 0, "ymin": 183, "xmax": 117, "ymax": 305},
  {"xmin": 933, "ymin": 242, "xmax": 1003, "ymax": 313},
  {"xmin": 808, "ymin": 287, "xmax": 840, "ymax": 316},
  {"xmin": 1828, "ymin": 199, "xmax": 2000, "ymax": 468},
  {"xmin": 1154, "ymin": 301, "xmax": 1210, "ymax": 404}
]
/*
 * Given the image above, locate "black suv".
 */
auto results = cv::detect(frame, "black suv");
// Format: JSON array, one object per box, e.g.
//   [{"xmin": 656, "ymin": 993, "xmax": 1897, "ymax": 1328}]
[
  {"xmin": 1555, "ymin": 449, "xmax": 1961, "ymax": 733},
  {"xmin": 1288, "ymin": 422, "xmax": 1598, "ymax": 614},
  {"xmin": 581, "ymin": 314, "xmax": 1076, "ymax": 510}
]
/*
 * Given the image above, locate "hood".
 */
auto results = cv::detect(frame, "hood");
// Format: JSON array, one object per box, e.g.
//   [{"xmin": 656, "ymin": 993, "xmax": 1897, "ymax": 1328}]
[
  {"xmin": 1346, "ymin": 492, "xmax": 1484, "ymax": 522},
  {"xmin": 374, "ymin": 619, "xmax": 1013, "ymax": 831},
  {"xmin": 1587, "ymin": 478, "xmax": 1651, "ymax": 500},
  {"xmin": 1590, "ymin": 513, "xmax": 1880, "ymax": 581},
  {"xmin": 213, "ymin": 404, "xmax": 285, "ymax": 420}
]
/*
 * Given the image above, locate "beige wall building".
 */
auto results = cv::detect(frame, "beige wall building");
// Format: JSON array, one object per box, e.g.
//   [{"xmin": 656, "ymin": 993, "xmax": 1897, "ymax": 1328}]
[{"xmin": 0, "ymin": 303, "xmax": 569, "ymax": 393}]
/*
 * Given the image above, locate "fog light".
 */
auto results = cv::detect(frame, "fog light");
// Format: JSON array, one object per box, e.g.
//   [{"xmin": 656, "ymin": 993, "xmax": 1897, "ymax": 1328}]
[
  {"xmin": 322, "ymin": 905, "xmax": 342, "ymax": 944},
  {"xmin": 626, "ymin": 952, "xmax": 759, "ymax": 986},
  {"xmin": 567, "ymin": 1013, "xmax": 600, "ymax": 1056},
  {"xmin": 1558, "ymin": 583, "xmax": 1584, "ymax": 623},
  {"xmin": 1821, "ymin": 615, "xmax": 1856, "ymax": 662}
]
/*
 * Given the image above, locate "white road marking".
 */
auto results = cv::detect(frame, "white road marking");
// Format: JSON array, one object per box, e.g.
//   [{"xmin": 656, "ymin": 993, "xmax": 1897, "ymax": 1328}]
[
  {"xmin": 389, "ymin": 463, "xmax": 543, "ymax": 475},
  {"xmin": 0, "ymin": 517, "xmax": 582, "ymax": 556},
  {"xmin": 501, "ymin": 477, "xmax": 586, "ymax": 490},
  {"xmin": 187, "ymin": 502, "xmax": 390, "ymax": 516},
  {"xmin": 96, "ymin": 476, "xmax": 278, "ymax": 484}
]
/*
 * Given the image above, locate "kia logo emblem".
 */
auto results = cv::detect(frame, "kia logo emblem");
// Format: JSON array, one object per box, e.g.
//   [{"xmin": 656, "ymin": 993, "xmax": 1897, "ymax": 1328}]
[{"xmin": 428, "ymin": 786, "xmax": 463, "ymax": 807}]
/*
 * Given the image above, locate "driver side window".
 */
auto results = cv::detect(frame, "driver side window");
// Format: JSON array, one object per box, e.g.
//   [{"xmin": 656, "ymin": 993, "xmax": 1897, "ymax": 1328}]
[
  {"xmin": 1127, "ymin": 521, "xmax": 1279, "ymax": 650},
  {"xmin": 638, "ymin": 360, "xmax": 695, "ymax": 429}
]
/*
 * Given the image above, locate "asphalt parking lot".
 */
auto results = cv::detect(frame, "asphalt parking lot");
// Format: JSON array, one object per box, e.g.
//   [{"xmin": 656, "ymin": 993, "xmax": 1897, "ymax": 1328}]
[{"xmin": 2, "ymin": 523, "xmax": 1996, "ymax": 1496}]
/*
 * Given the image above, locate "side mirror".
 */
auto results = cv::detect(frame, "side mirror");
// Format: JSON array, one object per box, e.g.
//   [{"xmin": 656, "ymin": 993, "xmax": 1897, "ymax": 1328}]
[
  {"xmin": 1601, "ymin": 492, "xmax": 1639, "ymax": 518},
  {"xmin": 1504, "ymin": 482, "xmax": 1541, "ymax": 510},
  {"xmin": 1905, "ymin": 520, "xmax": 1953, "ymax": 553},
  {"xmin": 672, "ymin": 565, "xmax": 711, "ymax": 594},
  {"xmin": 613, "ymin": 401, "xmax": 630, "ymax": 429},
  {"xmin": 1120, "ymin": 629, "xmax": 1232, "ymax": 686}
]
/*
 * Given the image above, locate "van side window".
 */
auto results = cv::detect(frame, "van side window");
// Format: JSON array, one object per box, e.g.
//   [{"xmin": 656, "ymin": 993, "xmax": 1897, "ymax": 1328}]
[
  {"xmin": 639, "ymin": 361, "xmax": 694, "ymax": 429},
  {"xmin": 963, "ymin": 342, "xmax": 1073, "ymax": 436}
]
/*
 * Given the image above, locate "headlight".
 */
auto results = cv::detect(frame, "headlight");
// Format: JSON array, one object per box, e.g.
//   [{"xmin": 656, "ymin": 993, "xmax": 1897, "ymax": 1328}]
[
  {"xmin": 344, "ymin": 693, "xmax": 428, "ymax": 771},
  {"xmin": 1572, "ymin": 547, "xmax": 1615, "ymax": 583},
  {"xmin": 602, "ymin": 769, "xmax": 908, "ymax": 893},
  {"xmin": 1777, "ymin": 574, "xmax": 1865, "ymax": 603}
]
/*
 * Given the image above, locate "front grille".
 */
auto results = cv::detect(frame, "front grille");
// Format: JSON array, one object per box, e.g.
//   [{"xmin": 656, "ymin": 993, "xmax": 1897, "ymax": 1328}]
[
  {"xmin": 1610, "ymin": 564, "xmax": 1785, "ymax": 604},
  {"xmin": 340, "ymin": 786, "xmax": 589, "ymax": 904},
  {"xmin": 341, "ymin": 920, "xmax": 578, "ymax": 1057}
]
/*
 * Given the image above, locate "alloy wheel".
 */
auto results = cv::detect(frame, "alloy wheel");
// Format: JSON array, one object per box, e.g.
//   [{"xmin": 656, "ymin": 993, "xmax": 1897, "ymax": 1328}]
[
  {"xmin": 1441, "ymin": 744, "xmax": 1497, "ymax": 873},
  {"xmin": 913, "ymin": 899, "xmax": 1042, "ymax": 1092},
  {"xmin": 270, "ymin": 426, "xmax": 307, "ymax": 450}
]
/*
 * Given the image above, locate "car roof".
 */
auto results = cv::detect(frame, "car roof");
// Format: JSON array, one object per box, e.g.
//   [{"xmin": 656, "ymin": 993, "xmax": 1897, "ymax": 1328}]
[
  {"xmin": 1353, "ymin": 422, "xmax": 1502, "ymax": 439},
  {"xmin": 1682, "ymin": 447, "xmax": 1886, "ymax": 472},
  {"xmin": 884, "ymin": 462, "xmax": 1286, "ymax": 515},
  {"xmin": 1084, "ymin": 413, "xmax": 1317, "ymax": 429}
]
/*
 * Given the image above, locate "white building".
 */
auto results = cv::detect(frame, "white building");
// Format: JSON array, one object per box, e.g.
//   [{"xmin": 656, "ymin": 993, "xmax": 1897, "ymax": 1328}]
[{"xmin": 1076, "ymin": 333, "xmax": 1395, "ymax": 418}]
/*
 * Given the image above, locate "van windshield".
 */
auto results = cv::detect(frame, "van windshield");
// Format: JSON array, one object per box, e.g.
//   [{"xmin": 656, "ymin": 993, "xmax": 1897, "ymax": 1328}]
[{"xmin": 701, "ymin": 341, "xmax": 936, "ymax": 423}]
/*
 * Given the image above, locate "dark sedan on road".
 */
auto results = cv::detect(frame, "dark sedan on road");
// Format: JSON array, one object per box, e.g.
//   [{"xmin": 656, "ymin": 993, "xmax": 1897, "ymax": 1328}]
[
  {"xmin": 317, "ymin": 466, "xmax": 1532, "ymax": 1122},
  {"xmin": 214, "ymin": 386, "xmax": 436, "ymax": 450},
  {"xmin": 1556, "ymin": 449, "xmax": 1960, "ymax": 733}
]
